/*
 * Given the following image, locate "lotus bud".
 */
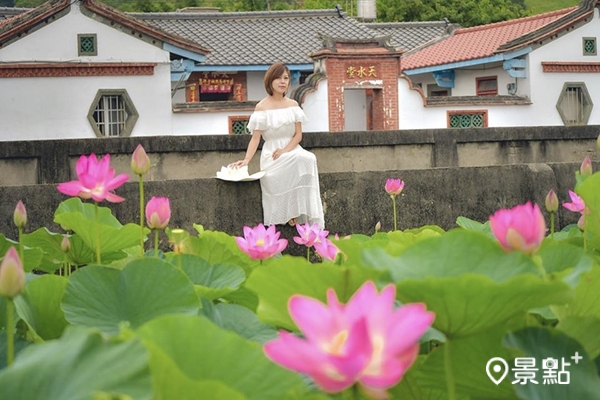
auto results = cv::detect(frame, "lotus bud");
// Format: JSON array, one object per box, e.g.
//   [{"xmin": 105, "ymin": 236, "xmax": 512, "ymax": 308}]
[
  {"xmin": 0, "ymin": 247, "xmax": 26, "ymax": 299},
  {"xmin": 580, "ymin": 156, "xmax": 593, "ymax": 176},
  {"xmin": 375, "ymin": 221, "xmax": 381, "ymax": 233},
  {"xmin": 545, "ymin": 189, "xmax": 558, "ymax": 213},
  {"xmin": 131, "ymin": 144, "xmax": 151, "ymax": 176},
  {"xmin": 61, "ymin": 235, "xmax": 71, "ymax": 253},
  {"xmin": 578, "ymin": 215, "xmax": 585, "ymax": 231},
  {"xmin": 146, "ymin": 196, "xmax": 171, "ymax": 230},
  {"xmin": 13, "ymin": 200, "xmax": 27, "ymax": 229},
  {"xmin": 489, "ymin": 202, "xmax": 546, "ymax": 255}
]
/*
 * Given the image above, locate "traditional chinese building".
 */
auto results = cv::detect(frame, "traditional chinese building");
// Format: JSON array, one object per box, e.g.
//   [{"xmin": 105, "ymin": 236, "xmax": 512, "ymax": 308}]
[{"xmin": 1, "ymin": 0, "xmax": 600, "ymax": 140}]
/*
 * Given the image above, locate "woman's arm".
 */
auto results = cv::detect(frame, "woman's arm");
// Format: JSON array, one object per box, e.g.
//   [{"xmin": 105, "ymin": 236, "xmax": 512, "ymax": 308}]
[
  {"xmin": 230, "ymin": 129, "xmax": 262, "ymax": 168},
  {"xmin": 273, "ymin": 122, "xmax": 302, "ymax": 160}
]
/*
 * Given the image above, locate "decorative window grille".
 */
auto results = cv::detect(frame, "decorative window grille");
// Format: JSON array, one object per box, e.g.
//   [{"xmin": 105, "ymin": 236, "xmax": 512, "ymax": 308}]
[
  {"xmin": 476, "ymin": 76, "xmax": 498, "ymax": 96},
  {"xmin": 583, "ymin": 37, "xmax": 597, "ymax": 56},
  {"xmin": 229, "ymin": 116, "xmax": 250, "ymax": 135},
  {"xmin": 447, "ymin": 111, "xmax": 488, "ymax": 128},
  {"xmin": 556, "ymin": 83, "xmax": 593, "ymax": 126},
  {"xmin": 93, "ymin": 96, "xmax": 127, "ymax": 137},
  {"xmin": 87, "ymin": 90, "xmax": 138, "ymax": 137},
  {"xmin": 78, "ymin": 34, "xmax": 97, "ymax": 56}
]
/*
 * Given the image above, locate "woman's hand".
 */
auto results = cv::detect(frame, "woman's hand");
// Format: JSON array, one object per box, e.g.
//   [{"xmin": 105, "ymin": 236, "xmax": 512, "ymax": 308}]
[
  {"xmin": 272, "ymin": 149, "xmax": 286, "ymax": 160},
  {"xmin": 229, "ymin": 159, "xmax": 249, "ymax": 168}
]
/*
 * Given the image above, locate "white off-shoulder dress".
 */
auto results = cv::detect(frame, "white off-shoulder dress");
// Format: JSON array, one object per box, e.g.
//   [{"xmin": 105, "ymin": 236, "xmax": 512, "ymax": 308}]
[{"xmin": 247, "ymin": 106, "xmax": 325, "ymax": 228}]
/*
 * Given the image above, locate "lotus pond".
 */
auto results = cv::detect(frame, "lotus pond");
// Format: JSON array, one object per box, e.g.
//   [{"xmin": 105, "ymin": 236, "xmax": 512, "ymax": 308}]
[{"xmin": 0, "ymin": 148, "xmax": 600, "ymax": 400}]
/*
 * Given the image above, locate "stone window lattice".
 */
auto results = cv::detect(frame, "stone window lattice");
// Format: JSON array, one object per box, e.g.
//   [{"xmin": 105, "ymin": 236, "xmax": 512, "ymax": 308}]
[
  {"xmin": 583, "ymin": 37, "xmax": 597, "ymax": 56},
  {"xmin": 229, "ymin": 116, "xmax": 250, "ymax": 135},
  {"xmin": 447, "ymin": 110, "xmax": 488, "ymax": 128},
  {"xmin": 78, "ymin": 33, "xmax": 97, "ymax": 56}
]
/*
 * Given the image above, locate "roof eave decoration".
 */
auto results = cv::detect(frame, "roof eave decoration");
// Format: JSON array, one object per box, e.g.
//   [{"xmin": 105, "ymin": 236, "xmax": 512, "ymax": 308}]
[
  {"xmin": 0, "ymin": 0, "xmax": 70, "ymax": 48},
  {"xmin": 81, "ymin": 0, "xmax": 210, "ymax": 56},
  {"xmin": 497, "ymin": 1, "xmax": 594, "ymax": 53},
  {"xmin": 310, "ymin": 34, "xmax": 403, "ymax": 59},
  {"xmin": 403, "ymin": 46, "xmax": 531, "ymax": 76}
]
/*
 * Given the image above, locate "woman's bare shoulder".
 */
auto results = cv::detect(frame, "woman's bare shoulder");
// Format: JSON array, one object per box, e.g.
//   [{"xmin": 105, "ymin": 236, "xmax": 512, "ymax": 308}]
[
  {"xmin": 254, "ymin": 98, "xmax": 271, "ymax": 111},
  {"xmin": 287, "ymin": 98, "xmax": 299, "ymax": 107}
]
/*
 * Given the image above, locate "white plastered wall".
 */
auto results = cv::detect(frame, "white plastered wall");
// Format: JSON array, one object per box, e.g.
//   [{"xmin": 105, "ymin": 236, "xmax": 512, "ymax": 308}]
[{"xmin": 0, "ymin": 2, "xmax": 173, "ymax": 141}]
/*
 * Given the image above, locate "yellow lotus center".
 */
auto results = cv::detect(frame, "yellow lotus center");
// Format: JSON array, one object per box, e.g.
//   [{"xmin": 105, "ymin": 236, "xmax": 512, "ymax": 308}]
[
  {"xmin": 256, "ymin": 239, "xmax": 265, "ymax": 246},
  {"xmin": 323, "ymin": 330, "xmax": 348, "ymax": 356},
  {"xmin": 363, "ymin": 334, "xmax": 384, "ymax": 376}
]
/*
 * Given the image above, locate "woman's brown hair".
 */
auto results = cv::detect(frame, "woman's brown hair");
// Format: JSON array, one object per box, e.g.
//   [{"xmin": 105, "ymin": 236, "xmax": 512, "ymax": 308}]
[{"xmin": 264, "ymin": 62, "xmax": 290, "ymax": 96}]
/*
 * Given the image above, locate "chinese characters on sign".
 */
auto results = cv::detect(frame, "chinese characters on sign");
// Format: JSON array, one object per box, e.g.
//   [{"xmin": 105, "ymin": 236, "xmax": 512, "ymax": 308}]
[
  {"xmin": 199, "ymin": 72, "xmax": 234, "ymax": 93},
  {"xmin": 346, "ymin": 65, "xmax": 378, "ymax": 79},
  {"xmin": 486, "ymin": 353, "xmax": 583, "ymax": 386}
]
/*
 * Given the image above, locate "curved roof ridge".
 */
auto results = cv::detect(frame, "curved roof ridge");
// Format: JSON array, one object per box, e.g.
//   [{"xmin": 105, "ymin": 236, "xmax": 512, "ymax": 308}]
[
  {"xmin": 131, "ymin": 8, "xmax": 344, "ymax": 20},
  {"xmin": 364, "ymin": 21, "xmax": 448, "ymax": 28},
  {"xmin": 456, "ymin": 7, "xmax": 577, "ymax": 34}
]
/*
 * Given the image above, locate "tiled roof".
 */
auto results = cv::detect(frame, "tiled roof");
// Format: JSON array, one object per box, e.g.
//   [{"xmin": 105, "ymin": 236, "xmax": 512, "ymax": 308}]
[
  {"xmin": 401, "ymin": 7, "xmax": 577, "ymax": 71},
  {"xmin": 131, "ymin": 9, "xmax": 378, "ymax": 66},
  {"xmin": 364, "ymin": 21, "xmax": 451, "ymax": 52},
  {"xmin": 0, "ymin": 6, "xmax": 29, "ymax": 23}
]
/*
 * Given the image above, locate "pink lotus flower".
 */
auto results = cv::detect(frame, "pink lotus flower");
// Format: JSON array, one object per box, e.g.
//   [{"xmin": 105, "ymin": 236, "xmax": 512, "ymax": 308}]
[
  {"xmin": 489, "ymin": 202, "xmax": 546, "ymax": 255},
  {"xmin": 131, "ymin": 144, "xmax": 151, "ymax": 176},
  {"xmin": 13, "ymin": 200, "xmax": 27, "ymax": 228},
  {"xmin": 580, "ymin": 156, "xmax": 593, "ymax": 176},
  {"xmin": 563, "ymin": 190, "xmax": 585, "ymax": 213},
  {"xmin": 545, "ymin": 189, "xmax": 558, "ymax": 213},
  {"xmin": 235, "ymin": 223, "xmax": 287, "ymax": 260},
  {"xmin": 385, "ymin": 178, "xmax": 405, "ymax": 196},
  {"xmin": 0, "ymin": 247, "xmax": 26, "ymax": 299},
  {"xmin": 264, "ymin": 281, "xmax": 435, "ymax": 398},
  {"xmin": 146, "ymin": 196, "xmax": 171, "ymax": 230},
  {"xmin": 57, "ymin": 153, "xmax": 129, "ymax": 203},
  {"xmin": 293, "ymin": 222, "xmax": 328, "ymax": 248},
  {"xmin": 314, "ymin": 237, "xmax": 340, "ymax": 261}
]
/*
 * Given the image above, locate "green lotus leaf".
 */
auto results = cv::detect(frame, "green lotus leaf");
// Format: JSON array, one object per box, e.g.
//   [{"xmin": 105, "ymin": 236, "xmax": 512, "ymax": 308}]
[
  {"xmin": 245, "ymin": 255, "xmax": 384, "ymax": 331},
  {"xmin": 416, "ymin": 326, "xmax": 519, "ymax": 399},
  {"xmin": 503, "ymin": 327, "xmax": 600, "ymax": 399},
  {"xmin": 136, "ymin": 314, "xmax": 309, "ymax": 400},
  {"xmin": 14, "ymin": 275, "xmax": 69, "ymax": 340},
  {"xmin": 186, "ymin": 230, "xmax": 258, "ymax": 276},
  {"xmin": 0, "ymin": 332, "xmax": 30, "ymax": 370},
  {"xmin": 169, "ymin": 254, "xmax": 245, "ymax": 300},
  {"xmin": 55, "ymin": 198, "xmax": 122, "ymax": 228},
  {"xmin": 0, "ymin": 234, "xmax": 44, "ymax": 273},
  {"xmin": 199, "ymin": 299, "xmax": 277, "ymax": 344},
  {"xmin": 577, "ymin": 172, "xmax": 600, "ymax": 251},
  {"xmin": 394, "ymin": 274, "xmax": 570, "ymax": 336},
  {"xmin": 537, "ymin": 240, "xmax": 593, "ymax": 287},
  {"xmin": 62, "ymin": 258, "xmax": 199, "ymax": 334},
  {"xmin": 54, "ymin": 198, "xmax": 146, "ymax": 257},
  {"xmin": 222, "ymin": 285, "xmax": 259, "ymax": 311},
  {"xmin": 0, "ymin": 326, "xmax": 151, "ymax": 400},
  {"xmin": 364, "ymin": 229, "xmax": 541, "ymax": 283},
  {"xmin": 554, "ymin": 265, "xmax": 600, "ymax": 320},
  {"xmin": 456, "ymin": 216, "xmax": 492, "ymax": 235},
  {"xmin": 556, "ymin": 316, "xmax": 600, "ymax": 359}
]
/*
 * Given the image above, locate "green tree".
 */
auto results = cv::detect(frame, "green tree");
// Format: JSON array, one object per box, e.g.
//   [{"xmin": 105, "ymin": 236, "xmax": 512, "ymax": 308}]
[{"xmin": 377, "ymin": 0, "xmax": 528, "ymax": 27}]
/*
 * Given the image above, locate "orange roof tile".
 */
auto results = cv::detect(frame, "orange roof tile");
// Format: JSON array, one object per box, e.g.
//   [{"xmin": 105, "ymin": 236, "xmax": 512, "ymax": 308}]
[{"xmin": 401, "ymin": 7, "xmax": 577, "ymax": 71}]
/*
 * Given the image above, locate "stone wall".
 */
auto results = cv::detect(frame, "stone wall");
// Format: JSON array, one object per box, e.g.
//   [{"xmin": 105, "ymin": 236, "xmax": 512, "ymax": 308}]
[
  {"xmin": 0, "ymin": 125, "xmax": 598, "ymax": 186},
  {"xmin": 0, "ymin": 163, "xmax": 585, "ymax": 256}
]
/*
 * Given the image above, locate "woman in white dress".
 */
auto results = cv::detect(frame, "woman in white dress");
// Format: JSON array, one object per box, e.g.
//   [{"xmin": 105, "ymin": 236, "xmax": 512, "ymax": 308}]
[{"xmin": 230, "ymin": 62, "xmax": 325, "ymax": 228}]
